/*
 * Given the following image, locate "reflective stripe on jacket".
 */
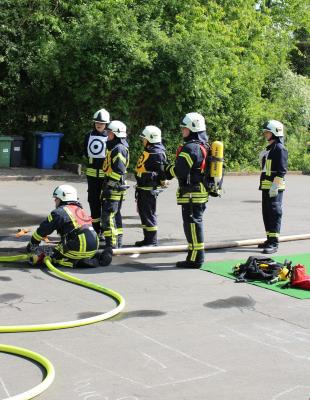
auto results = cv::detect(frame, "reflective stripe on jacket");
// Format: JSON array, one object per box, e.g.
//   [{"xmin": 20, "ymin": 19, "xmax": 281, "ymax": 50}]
[{"xmin": 259, "ymin": 142, "xmax": 288, "ymax": 190}]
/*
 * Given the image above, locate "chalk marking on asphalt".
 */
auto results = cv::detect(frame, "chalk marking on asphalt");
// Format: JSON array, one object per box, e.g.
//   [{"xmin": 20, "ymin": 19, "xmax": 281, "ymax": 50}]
[
  {"xmin": 141, "ymin": 352, "xmax": 167, "ymax": 369},
  {"xmin": 73, "ymin": 380, "xmax": 92, "ymax": 392},
  {"xmin": 151, "ymin": 371, "xmax": 223, "ymax": 388},
  {"xmin": 226, "ymin": 327, "xmax": 310, "ymax": 361},
  {"xmin": 256, "ymin": 325, "xmax": 310, "ymax": 344},
  {"xmin": 264, "ymin": 333, "xmax": 291, "ymax": 344},
  {"xmin": 74, "ymin": 380, "xmax": 108, "ymax": 400},
  {"xmin": 74, "ymin": 379, "xmax": 139, "ymax": 399},
  {"xmin": 0, "ymin": 377, "xmax": 10, "ymax": 397},
  {"xmin": 271, "ymin": 385, "xmax": 310, "ymax": 399},
  {"xmin": 43, "ymin": 340, "xmax": 149, "ymax": 389},
  {"xmin": 116, "ymin": 397, "xmax": 139, "ymax": 400},
  {"xmin": 117, "ymin": 321, "xmax": 225, "ymax": 373},
  {"xmin": 77, "ymin": 391, "xmax": 103, "ymax": 399},
  {"xmin": 116, "ymin": 321, "xmax": 226, "ymax": 388}
]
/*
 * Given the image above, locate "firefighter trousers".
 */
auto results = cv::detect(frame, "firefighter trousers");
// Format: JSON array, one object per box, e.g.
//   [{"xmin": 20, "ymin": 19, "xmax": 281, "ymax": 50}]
[
  {"xmin": 52, "ymin": 228, "xmax": 99, "ymax": 267},
  {"xmin": 101, "ymin": 199, "xmax": 123, "ymax": 248},
  {"xmin": 136, "ymin": 190, "xmax": 158, "ymax": 244},
  {"xmin": 262, "ymin": 190, "xmax": 283, "ymax": 242},
  {"xmin": 181, "ymin": 202, "xmax": 206, "ymax": 264},
  {"xmin": 87, "ymin": 175, "xmax": 105, "ymax": 234}
]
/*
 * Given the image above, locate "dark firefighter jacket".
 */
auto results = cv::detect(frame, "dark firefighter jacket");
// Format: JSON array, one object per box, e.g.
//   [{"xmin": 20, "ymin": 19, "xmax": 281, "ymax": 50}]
[
  {"xmin": 165, "ymin": 132, "xmax": 209, "ymax": 204},
  {"xmin": 30, "ymin": 202, "xmax": 98, "ymax": 258},
  {"xmin": 84, "ymin": 129, "xmax": 108, "ymax": 178},
  {"xmin": 259, "ymin": 141, "xmax": 288, "ymax": 191},
  {"xmin": 102, "ymin": 138, "xmax": 130, "ymax": 201},
  {"xmin": 135, "ymin": 143, "xmax": 167, "ymax": 190}
]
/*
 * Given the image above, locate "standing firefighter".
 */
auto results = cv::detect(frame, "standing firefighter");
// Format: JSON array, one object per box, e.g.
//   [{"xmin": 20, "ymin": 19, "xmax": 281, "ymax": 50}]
[
  {"xmin": 101, "ymin": 120, "xmax": 129, "ymax": 248},
  {"xmin": 259, "ymin": 120, "xmax": 288, "ymax": 254},
  {"xmin": 165, "ymin": 112, "xmax": 209, "ymax": 268},
  {"xmin": 134, "ymin": 125, "xmax": 168, "ymax": 247},
  {"xmin": 26, "ymin": 185, "xmax": 112, "ymax": 267},
  {"xmin": 84, "ymin": 108, "xmax": 110, "ymax": 238}
]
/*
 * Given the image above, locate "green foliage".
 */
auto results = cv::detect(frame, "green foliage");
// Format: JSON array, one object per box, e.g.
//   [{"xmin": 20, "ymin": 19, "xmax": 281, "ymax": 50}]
[
  {"xmin": 0, "ymin": 0, "xmax": 309, "ymax": 172},
  {"xmin": 267, "ymin": 69, "xmax": 310, "ymax": 171}
]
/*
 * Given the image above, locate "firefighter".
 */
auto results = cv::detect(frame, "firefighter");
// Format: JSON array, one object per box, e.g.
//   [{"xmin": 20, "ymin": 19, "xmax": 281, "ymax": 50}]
[
  {"xmin": 165, "ymin": 112, "xmax": 209, "ymax": 268},
  {"xmin": 84, "ymin": 108, "xmax": 110, "ymax": 239},
  {"xmin": 258, "ymin": 120, "xmax": 288, "ymax": 254},
  {"xmin": 134, "ymin": 125, "xmax": 168, "ymax": 247},
  {"xmin": 101, "ymin": 120, "xmax": 129, "ymax": 248},
  {"xmin": 26, "ymin": 185, "xmax": 112, "ymax": 267}
]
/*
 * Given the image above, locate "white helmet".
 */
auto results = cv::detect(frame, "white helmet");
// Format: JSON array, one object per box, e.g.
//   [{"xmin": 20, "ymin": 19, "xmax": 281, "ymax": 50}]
[
  {"xmin": 53, "ymin": 185, "xmax": 78, "ymax": 202},
  {"xmin": 93, "ymin": 108, "xmax": 110, "ymax": 124},
  {"xmin": 262, "ymin": 120, "xmax": 284, "ymax": 137},
  {"xmin": 180, "ymin": 112, "xmax": 206, "ymax": 132},
  {"xmin": 107, "ymin": 120, "xmax": 127, "ymax": 138},
  {"xmin": 140, "ymin": 125, "xmax": 161, "ymax": 143}
]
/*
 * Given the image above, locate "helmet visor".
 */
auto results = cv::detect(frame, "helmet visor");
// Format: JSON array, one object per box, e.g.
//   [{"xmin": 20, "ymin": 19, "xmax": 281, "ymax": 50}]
[{"xmin": 180, "ymin": 118, "xmax": 187, "ymax": 128}]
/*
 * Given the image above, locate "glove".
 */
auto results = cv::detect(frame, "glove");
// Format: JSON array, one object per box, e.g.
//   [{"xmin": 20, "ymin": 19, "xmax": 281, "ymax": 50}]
[
  {"xmin": 26, "ymin": 242, "xmax": 38, "ymax": 253},
  {"xmin": 269, "ymin": 177, "xmax": 283, "ymax": 198},
  {"xmin": 269, "ymin": 183, "xmax": 279, "ymax": 198},
  {"xmin": 160, "ymin": 180, "xmax": 169, "ymax": 188}
]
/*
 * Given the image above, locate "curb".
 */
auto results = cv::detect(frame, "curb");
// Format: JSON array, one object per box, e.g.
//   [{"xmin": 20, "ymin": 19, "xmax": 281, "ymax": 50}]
[
  {"xmin": 0, "ymin": 175, "xmax": 86, "ymax": 182},
  {"xmin": 0, "ymin": 169, "xmax": 305, "ymax": 181}
]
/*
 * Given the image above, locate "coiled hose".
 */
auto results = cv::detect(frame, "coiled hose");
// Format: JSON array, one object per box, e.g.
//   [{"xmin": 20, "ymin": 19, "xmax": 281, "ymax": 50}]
[{"xmin": 0, "ymin": 253, "xmax": 125, "ymax": 399}]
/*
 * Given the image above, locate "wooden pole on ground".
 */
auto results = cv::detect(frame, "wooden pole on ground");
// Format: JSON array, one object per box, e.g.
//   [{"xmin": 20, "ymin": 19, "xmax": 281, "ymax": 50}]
[{"xmin": 112, "ymin": 234, "xmax": 310, "ymax": 255}]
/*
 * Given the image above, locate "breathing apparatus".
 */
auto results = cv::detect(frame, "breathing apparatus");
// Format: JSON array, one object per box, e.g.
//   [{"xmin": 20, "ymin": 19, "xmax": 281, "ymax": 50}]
[{"xmin": 208, "ymin": 141, "xmax": 224, "ymax": 196}]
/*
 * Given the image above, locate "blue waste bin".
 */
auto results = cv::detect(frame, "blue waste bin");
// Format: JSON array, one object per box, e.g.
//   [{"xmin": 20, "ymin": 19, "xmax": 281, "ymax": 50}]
[{"xmin": 36, "ymin": 132, "xmax": 64, "ymax": 169}]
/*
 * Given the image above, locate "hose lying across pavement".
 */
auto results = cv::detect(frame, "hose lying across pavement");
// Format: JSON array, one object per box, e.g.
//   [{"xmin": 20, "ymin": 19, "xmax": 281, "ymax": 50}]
[
  {"xmin": 0, "ymin": 254, "xmax": 126, "ymax": 400},
  {"xmin": 2, "ymin": 233, "xmax": 309, "ymax": 398},
  {"xmin": 0, "ymin": 344, "xmax": 55, "ymax": 400}
]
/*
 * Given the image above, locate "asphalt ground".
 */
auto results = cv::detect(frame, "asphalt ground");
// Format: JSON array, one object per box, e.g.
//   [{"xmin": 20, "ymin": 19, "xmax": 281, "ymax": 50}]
[{"xmin": 1, "ymin": 173, "xmax": 310, "ymax": 400}]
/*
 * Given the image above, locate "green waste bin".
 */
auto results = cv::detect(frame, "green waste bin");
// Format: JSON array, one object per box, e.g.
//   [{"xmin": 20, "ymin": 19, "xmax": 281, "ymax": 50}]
[{"xmin": 0, "ymin": 136, "xmax": 13, "ymax": 168}]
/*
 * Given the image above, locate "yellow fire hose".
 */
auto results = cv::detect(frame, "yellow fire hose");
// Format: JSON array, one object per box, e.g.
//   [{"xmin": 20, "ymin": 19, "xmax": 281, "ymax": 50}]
[
  {"xmin": 0, "ymin": 253, "xmax": 126, "ymax": 400},
  {"xmin": 0, "ymin": 344, "xmax": 55, "ymax": 400}
]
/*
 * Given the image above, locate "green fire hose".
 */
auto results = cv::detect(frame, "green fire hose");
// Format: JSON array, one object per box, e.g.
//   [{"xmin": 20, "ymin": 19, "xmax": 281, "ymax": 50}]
[{"xmin": 0, "ymin": 253, "xmax": 126, "ymax": 399}]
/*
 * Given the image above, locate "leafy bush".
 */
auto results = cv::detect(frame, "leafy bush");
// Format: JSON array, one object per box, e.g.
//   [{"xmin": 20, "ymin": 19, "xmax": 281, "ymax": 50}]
[{"xmin": 0, "ymin": 0, "xmax": 309, "ymax": 171}]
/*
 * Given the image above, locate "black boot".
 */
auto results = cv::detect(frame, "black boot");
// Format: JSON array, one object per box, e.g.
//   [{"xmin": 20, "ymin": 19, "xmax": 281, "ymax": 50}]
[
  {"xmin": 97, "ymin": 247, "xmax": 113, "ymax": 266},
  {"xmin": 176, "ymin": 260, "xmax": 202, "ymax": 269},
  {"xmin": 262, "ymin": 241, "xmax": 278, "ymax": 254},
  {"xmin": 134, "ymin": 240, "xmax": 158, "ymax": 247},
  {"xmin": 135, "ymin": 230, "xmax": 158, "ymax": 247},
  {"xmin": 75, "ymin": 258, "xmax": 99, "ymax": 268},
  {"xmin": 257, "ymin": 240, "xmax": 269, "ymax": 249}
]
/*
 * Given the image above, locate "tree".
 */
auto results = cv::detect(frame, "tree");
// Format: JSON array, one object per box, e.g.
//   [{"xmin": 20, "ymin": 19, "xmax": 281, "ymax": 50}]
[{"xmin": 0, "ymin": 0, "xmax": 309, "ymax": 170}]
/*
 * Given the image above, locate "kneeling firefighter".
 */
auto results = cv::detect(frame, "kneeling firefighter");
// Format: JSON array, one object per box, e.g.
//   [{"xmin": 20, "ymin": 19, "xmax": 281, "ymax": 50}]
[
  {"xmin": 26, "ymin": 185, "xmax": 112, "ymax": 267},
  {"xmin": 165, "ymin": 112, "xmax": 209, "ymax": 268}
]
